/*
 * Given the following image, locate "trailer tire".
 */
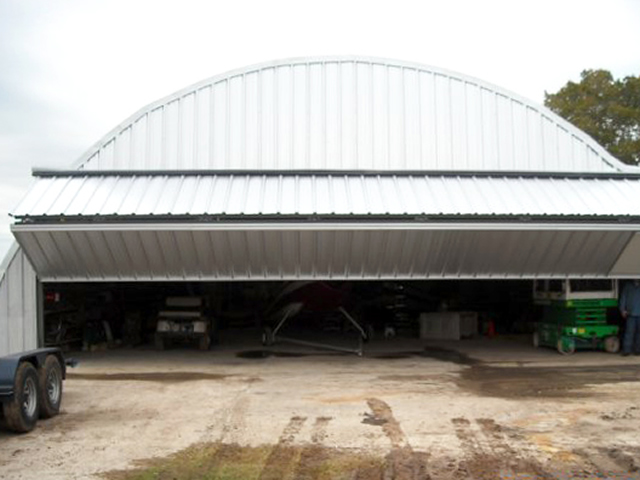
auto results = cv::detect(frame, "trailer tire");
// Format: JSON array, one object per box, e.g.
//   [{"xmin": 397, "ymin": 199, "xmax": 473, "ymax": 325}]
[
  {"xmin": 3, "ymin": 362, "xmax": 40, "ymax": 433},
  {"xmin": 604, "ymin": 336, "xmax": 620, "ymax": 354},
  {"xmin": 38, "ymin": 355, "xmax": 63, "ymax": 419}
]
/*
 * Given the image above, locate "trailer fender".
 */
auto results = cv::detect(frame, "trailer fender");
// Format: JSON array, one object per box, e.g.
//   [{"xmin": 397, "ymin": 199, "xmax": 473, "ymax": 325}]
[{"xmin": 0, "ymin": 348, "xmax": 66, "ymax": 402}]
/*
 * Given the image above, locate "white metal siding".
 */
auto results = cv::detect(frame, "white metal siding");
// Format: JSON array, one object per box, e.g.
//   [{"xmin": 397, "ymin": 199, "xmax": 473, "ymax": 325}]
[
  {"xmin": 12, "ymin": 224, "xmax": 634, "ymax": 281},
  {"xmin": 13, "ymin": 174, "xmax": 640, "ymax": 219},
  {"xmin": 0, "ymin": 244, "xmax": 38, "ymax": 357},
  {"xmin": 75, "ymin": 57, "xmax": 626, "ymax": 173}
]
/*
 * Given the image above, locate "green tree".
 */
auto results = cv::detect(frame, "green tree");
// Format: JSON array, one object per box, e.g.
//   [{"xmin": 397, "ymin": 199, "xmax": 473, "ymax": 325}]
[{"xmin": 545, "ymin": 70, "xmax": 640, "ymax": 166}]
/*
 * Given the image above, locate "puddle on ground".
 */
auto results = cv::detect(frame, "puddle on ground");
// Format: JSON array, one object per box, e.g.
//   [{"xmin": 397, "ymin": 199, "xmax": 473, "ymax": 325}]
[
  {"xmin": 67, "ymin": 372, "xmax": 233, "ymax": 383},
  {"xmin": 368, "ymin": 346, "xmax": 640, "ymax": 400},
  {"xmin": 415, "ymin": 346, "xmax": 640, "ymax": 399},
  {"xmin": 236, "ymin": 350, "xmax": 309, "ymax": 359},
  {"xmin": 419, "ymin": 346, "xmax": 479, "ymax": 366},
  {"xmin": 236, "ymin": 349, "xmax": 355, "ymax": 359},
  {"xmin": 369, "ymin": 347, "xmax": 477, "ymax": 364},
  {"xmin": 236, "ymin": 347, "xmax": 478, "ymax": 362},
  {"xmin": 458, "ymin": 363, "xmax": 640, "ymax": 399},
  {"xmin": 371, "ymin": 353, "xmax": 413, "ymax": 359}
]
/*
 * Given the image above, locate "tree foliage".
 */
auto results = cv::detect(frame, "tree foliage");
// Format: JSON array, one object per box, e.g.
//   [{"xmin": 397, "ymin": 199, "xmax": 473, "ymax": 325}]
[{"xmin": 544, "ymin": 70, "xmax": 640, "ymax": 166}]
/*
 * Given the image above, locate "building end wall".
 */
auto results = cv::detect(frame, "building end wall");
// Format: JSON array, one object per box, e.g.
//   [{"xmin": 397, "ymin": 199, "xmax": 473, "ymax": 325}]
[{"xmin": 0, "ymin": 243, "xmax": 39, "ymax": 357}]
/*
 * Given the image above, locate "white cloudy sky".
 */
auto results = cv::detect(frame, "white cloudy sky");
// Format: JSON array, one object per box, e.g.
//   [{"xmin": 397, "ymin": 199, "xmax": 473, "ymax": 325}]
[{"xmin": 1, "ymin": 0, "xmax": 639, "ymax": 261}]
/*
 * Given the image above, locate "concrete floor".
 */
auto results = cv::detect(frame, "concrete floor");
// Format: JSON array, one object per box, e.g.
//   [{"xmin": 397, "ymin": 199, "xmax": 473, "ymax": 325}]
[{"xmin": 1, "ymin": 333, "xmax": 640, "ymax": 479}]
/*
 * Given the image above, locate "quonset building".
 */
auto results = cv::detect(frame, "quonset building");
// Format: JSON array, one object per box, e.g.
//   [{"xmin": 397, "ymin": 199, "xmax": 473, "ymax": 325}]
[{"xmin": 2, "ymin": 56, "xmax": 640, "ymax": 356}]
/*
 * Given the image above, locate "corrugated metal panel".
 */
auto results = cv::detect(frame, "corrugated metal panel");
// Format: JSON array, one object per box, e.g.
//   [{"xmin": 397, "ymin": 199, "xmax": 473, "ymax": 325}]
[
  {"xmin": 73, "ymin": 57, "xmax": 628, "ymax": 173},
  {"xmin": 0, "ymin": 243, "xmax": 39, "ymax": 357},
  {"xmin": 12, "ymin": 224, "xmax": 635, "ymax": 281},
  {"xmin": 13, "ymin": 174, "xmax": 640, "ymax": 219},
  {"xmin": 611, "ymin": 233, "xmax": 640, "ymax": 276}
]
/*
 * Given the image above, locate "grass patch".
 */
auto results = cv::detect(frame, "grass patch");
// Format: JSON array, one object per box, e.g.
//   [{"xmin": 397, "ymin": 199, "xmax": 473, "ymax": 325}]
[{"xmin": 103, "ymin": 442, "xmax": 385, "ymax": 480}]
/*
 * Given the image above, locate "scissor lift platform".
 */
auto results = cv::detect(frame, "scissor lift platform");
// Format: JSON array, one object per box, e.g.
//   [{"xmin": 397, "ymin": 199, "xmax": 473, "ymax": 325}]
[{"xmin": 533, "ymin": 281, "xmax": 620, "ymax": 355}]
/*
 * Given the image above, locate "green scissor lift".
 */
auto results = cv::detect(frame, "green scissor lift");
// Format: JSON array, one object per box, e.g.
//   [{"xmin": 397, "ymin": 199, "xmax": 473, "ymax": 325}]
[{"xmin": 533, "ymin": 280, "xmax": 620, "ymax": 355}]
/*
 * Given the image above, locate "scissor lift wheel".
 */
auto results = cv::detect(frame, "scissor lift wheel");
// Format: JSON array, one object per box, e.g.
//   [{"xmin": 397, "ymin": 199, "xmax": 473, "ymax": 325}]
[
  {"xmin": 604, "ymin": 336, "xmax": 620, "ymax": 354},
  {"xmin": 557, "ymin": 338, "xmax": 576, "ymax": 355}
]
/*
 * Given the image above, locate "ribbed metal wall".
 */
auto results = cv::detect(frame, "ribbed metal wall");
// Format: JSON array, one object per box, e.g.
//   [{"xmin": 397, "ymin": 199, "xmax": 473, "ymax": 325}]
[
  {"xmin": 75, "ymin": 57, "xmax": 624, "ymax": 173},
  {"xmin": 13, "ymin": 173, "xmax": 640, "ymax": 219},
  {"xmin": 12, "ymin": 225, "xmax": 633, "ymax": 281},
  {"xmin": 0, "ymin": 244, "xmax": 39, "ymax": 357}
]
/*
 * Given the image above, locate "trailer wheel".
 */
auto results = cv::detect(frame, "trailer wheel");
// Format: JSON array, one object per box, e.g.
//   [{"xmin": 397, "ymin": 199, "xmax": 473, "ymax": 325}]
[
  {"xmin": 38, "ymin": 355, "xmax": 63, "ymax": 419},
  {"xmin": 3, "ymin": 362, "xmax": 40, "ymax": 433},
  {"xmin": 604, "ymin": 336, "xmax": 620, "ymax": 354}
]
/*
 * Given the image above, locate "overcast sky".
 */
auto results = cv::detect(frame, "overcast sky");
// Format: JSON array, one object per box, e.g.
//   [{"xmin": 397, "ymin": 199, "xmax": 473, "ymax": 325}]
[{"xmin": 1, "ymin": 0, "xmax": 639, "ymax": 262}]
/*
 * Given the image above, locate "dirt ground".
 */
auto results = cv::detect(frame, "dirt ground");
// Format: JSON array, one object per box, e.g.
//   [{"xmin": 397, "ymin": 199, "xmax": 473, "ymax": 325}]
[{"xmin": 2, "ymin": 334, "xmax": 640, "ymax": 479}]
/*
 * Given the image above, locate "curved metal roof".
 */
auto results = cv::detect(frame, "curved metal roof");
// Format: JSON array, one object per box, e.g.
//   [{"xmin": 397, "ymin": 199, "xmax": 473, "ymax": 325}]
[{"xmin": 74, "ymin": 56, "xmax": 630, "ymax": 173}]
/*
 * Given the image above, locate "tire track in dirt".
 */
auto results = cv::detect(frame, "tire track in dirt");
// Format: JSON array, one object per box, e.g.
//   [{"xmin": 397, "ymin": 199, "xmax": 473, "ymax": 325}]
[
  {"xmin": 365, "ymin": 398, "xmax": 410, "ymax": 449},
  {"xmin": 204, "ymin": 384, "xmax": 252, "ymax": 441},
  {"xmin": 219, "ymin": 394, "xmax": 251, "ymax": 440},
  {"xmin": 452, "ymin": 417, "xmax": 484, "ymax": 454},
  {"xmin": 572, "ymin": 446, "xmax": 640, "ymax": 477},
  {"xmin": 258, "ymin": 416, "xmax": 307, "ymax": 480},
  {"xmin": 310, "ymin": 416, "xmax": 331, "ymax": 444},
  {"xmin": 361, "ymin": 398, "xmax": 430, "ymax": 480},
  {"xmin": 476, "ymin": 418, "xmax": 552, "ymax": 479},
  {"xmin": 202, "ymin": 393, "xmax": 252, "ymax": 466},
  {"xmin": 452, "ymin": 417, "xmax": 553, "ymax": 479},
  {"xmin": 292, "ymin": 416, "xmax": 333, "ymax": 480},
  {"xmin": 602, "ymin": 447, "xmax": 640, "ymax": 473},
  {"xmin": 452, "ymin": 417, "xmax": 491, "ymax": 479},
  {"xmin": 451, "ymin": 417, "xmax": 503, "ymax": 480}
]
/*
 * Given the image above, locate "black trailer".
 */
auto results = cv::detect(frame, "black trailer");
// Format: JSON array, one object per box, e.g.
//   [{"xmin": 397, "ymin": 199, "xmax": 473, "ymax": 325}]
[{"xmin": 0, "ymin": 348, "xmax": 66, "ymax": 433}]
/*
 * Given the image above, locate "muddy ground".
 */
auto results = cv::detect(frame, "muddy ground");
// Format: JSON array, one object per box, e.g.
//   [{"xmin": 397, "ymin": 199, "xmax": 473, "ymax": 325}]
[{"xmin": 1, "ymin": 334, "xmax": 640, "ymax": 479}]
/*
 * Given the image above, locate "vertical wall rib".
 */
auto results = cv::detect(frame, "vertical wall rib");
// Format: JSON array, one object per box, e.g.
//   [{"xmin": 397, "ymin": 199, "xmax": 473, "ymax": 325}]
[{"xmin": 0, "ymin": 243, "xmax": 38, "ymax": 357}]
